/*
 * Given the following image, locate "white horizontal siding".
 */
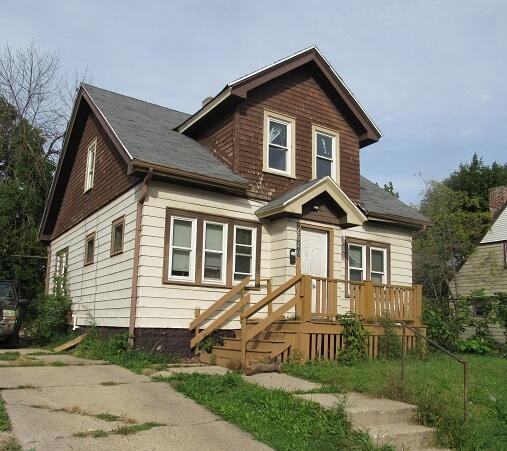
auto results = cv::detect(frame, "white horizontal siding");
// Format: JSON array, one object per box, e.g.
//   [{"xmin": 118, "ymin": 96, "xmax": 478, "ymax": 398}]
[
  {"xmin": 481, "ymin": 207, "xmax": 507, "ymax": 243},
  {"xmin": 48, "ymin": 185, "xmax": 140, "ymax": 327}
]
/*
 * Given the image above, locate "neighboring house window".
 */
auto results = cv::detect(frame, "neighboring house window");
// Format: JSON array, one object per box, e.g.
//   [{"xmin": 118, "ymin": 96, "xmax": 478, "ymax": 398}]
[
  {"xmin": 263, "ymin": 111, "xmax": 295, "ymax": 177},
  {"xmin": 312, "ymin": 125, "xmax": 338, "ymax": 181},
  {"xmin": 55, "ymin": 248, "xmax": 69, "ymax": 289},
  {"xmin": 233, "ymin": 226, "xmax": 257, "ymax": 281},
  {"xmin": 110, "ymin": 216, "xmax": 125, "ymax": 256},
  {"xmin": 348, "ymin": 244, "xmax": 366, "ymax": 282},
  {"xmin": 202, "ymin": 221, "xmax": 227, "ymax": 284},
  {"xmin": 84, "ymin": 233, "xmax": 96, "ymax": 265},
  {"xmin": 347, "ymin": 240, "xmax": 390, "ymax": 284},
  {"xmin": 164, "ymin": 209, "xmax": 261, "ymax": 287},
  {"xmin": 168, "ymin": 217, "xmax": 197, "ymax": 281},
  {"xmin": 84, "ymin": 138, "xmax": 97, "ymax": 192}
]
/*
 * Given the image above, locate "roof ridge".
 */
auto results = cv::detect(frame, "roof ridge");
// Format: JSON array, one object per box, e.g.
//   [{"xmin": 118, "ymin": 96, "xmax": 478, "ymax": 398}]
[{"xmin": 81, "ymin": 83, "xmax": 191, "ymax": 117}]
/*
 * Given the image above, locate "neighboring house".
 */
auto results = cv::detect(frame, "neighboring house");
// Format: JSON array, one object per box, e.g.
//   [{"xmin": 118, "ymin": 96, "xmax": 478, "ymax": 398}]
[
  {"xmin": 454, "ymin": 186, "xmax": 507, "ymax": 343},
  {"xmin": 40, "ymin": 47, "xmax": 430, "ymax": 361}
]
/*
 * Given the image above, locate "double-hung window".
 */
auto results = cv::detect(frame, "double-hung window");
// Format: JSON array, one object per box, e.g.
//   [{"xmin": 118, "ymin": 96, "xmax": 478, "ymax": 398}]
[
  {"xmin": 348, "ymin": 244, "xmax": 366, "ymax": 282},
  {"xmin": 84, "ymin": 233, "xmax": 96, "ymax": 266},
  {"xmin": 84, "ymin": 139, "xmax": 97, "ymax": 192},
  {"xmin": 55, "ymin": 248, "xmax": 69, "ymax": 290},
  {"xmin": 110, "ymin": 217, "xmax": 125, "ymax": 256},
  {"xmin": 347, "ymin": 241, "xmax": 389, "ymax": 284},
  {"xmin": 264, "ymin": 111, "xmax": 295, "ymax": 177},
  {"xmin": 370, "ymin": 247, "xmax": 387, "ymax": 284},
  {"xmin": 312, "ymin": 125, "xmax": 338, "ymax": 182},
  {"xmin": 169, "ymin": 217, "xmax": 197, "ymax": 281},
  {"xmin": 233, "ymin": 226, "xmax": 257, "ymax": 281},
  {"xmin": 202, "ymin": 221, "xmax": 227, "ymax": 284}
]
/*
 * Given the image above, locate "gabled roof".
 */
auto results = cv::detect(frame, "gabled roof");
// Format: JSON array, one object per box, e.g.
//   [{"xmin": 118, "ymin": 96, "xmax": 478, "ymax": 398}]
[
  {"xmin": 177, "ymin": 46, "xmax": 381, "ymax": 147},
  {"xmin": 359, "ymin": 176, "xmax": 431, "ymax": 226},
  {"xmin": 480, "ymin": 203, "xmax": 507, "ymax": 244},
  {"xmin": 256, "ymin": 177, "xmax": 367, "ymax": 227},
  {"xmin": 82, "ymin": 84, "xmax": 247, "ymax": 187}
]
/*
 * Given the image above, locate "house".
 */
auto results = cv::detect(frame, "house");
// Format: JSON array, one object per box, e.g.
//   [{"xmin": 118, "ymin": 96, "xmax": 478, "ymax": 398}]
[
  {"xmin": 40, "ymin": 47, "xmax": 430, "ymax": 366},
  {"xmin": 454, "ymin": 186, "xmax": 507, "ymax": 343}
]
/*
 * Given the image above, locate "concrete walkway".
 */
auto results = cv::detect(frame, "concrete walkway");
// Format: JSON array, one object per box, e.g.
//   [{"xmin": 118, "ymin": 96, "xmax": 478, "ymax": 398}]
[{"xmin": 0, "ymin": 352, "xmax": 270, "ymax": 451}]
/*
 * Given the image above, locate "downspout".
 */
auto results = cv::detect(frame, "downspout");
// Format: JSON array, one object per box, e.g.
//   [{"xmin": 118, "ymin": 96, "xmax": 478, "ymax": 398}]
[{"xmin": 128, "ymin": 168, "xmax": 153, "ymax": 348}]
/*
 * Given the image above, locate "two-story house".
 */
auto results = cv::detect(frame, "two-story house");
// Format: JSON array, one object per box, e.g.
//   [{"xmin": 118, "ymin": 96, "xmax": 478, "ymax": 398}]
[{"xmin": 40, "ymin": 47, "xmax": 430, "ymax": 366}]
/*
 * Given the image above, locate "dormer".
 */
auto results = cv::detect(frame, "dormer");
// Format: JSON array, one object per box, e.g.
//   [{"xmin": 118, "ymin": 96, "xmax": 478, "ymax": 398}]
[{"xmin": 179, "ymin": 46, "xmax": 381, "ymax": 203}]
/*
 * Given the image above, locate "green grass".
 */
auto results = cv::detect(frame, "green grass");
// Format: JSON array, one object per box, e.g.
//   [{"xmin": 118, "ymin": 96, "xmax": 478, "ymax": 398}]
[
  {"xmin": 1, "ymin": 438, "xmax": 22, "ymax": 450},
  {"xmin": 0, "ymin": 352, "xmax": 20, "ymax": 361},
  {"xmin": 284, "ymin": 354, "xmax": 507, "ymax": 450},
  {"xmin": 72, "ymin": 422, "xmax": 164, "ymax": 438},
  {"xmin": 94, "ymin": 412, "xmax": 123, "ymax": 422},
  {"xmin": 0, "ymin": 394, "xmax": 10, "ymax": 432},
  {"xmin": 164, "ymin": 372, "xmax": 391, "ymax": 451},
  {"xmin": 73, "ymin": 330, "xmax": 181, "ymax": 374}
]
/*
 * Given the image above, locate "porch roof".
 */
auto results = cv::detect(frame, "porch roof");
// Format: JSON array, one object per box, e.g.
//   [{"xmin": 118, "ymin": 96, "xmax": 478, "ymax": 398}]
[{"xmin": 256, "ymin": 177, "xmax": 367, "ymax": 227}]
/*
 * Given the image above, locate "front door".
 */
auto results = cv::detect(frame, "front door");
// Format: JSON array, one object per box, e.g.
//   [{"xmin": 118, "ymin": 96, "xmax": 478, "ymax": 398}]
[{"xmin": 300, "ymin": 228, "xmax": 328, "ymax": 312}]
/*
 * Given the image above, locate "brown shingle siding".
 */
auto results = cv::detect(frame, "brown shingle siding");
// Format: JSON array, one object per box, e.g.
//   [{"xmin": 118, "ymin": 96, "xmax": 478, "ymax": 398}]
[{"xmin": 52, "ymin": 110, "xmax": 139, "ymax": 238}]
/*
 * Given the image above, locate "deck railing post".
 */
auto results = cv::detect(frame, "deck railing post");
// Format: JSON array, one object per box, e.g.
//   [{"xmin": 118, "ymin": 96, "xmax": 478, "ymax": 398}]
[
  {"xmin": 364, "ymin": 280, "xmax": 375, "ymax": 320},
  {"xmin": 414, "ymin": 285, "xmax": 423, "ymax": 325},
  {"xmin": 301, "ymin": 275, "xmax": 312, "ymax": 322},
  {"xmin": 401, "ymin": 323, "xmax": 406, "ymax": 386},
  {"xmin": 193, "ymin": 307, "xmax": 201, "ymax": 355}
]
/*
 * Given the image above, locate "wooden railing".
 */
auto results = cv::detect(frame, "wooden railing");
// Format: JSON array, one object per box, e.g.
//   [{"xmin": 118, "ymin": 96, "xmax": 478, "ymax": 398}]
[{"xmin": 309, "ymin": 276, "xmax": 422, "ymax": 324}]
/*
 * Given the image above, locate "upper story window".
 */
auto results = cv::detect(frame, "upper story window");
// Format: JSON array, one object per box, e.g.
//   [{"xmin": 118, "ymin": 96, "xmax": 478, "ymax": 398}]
[
  {"xmin": 84, "ymin": 138, "xmax": 97, "ymax": 192},
  {"xmin": 312, "ymin": 125, "xmax": 339, "ymax": 182},
  {"xmin": 263, "ymin": 110, "xmax": 295, "ymax": 178}
]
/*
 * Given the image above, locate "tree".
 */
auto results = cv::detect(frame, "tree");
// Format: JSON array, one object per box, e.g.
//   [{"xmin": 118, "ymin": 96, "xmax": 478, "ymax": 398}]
[
  {"xmin": 383, "ymin": 181, "xmax": 399, "ymax": 198},
  {"xmin": 444, "ymin": 153, "xmax": 507, "ymax": 212},
  {"xmin": 413, "ymin": 182, "xmax": 490, "ymax": 299}
]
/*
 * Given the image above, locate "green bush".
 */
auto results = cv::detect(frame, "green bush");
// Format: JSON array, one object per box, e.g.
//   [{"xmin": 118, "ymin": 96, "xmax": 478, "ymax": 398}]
[
  {"xmin": 337, "ymin": 313, "xmax": 369, "ymax": 365},
  {"xmin": 378, "ymin": 316, "xmax": 402, "ymax": 359},
  {"xmin": 30, "ymin": 288, "xmax": 72, "ymax": 343}
]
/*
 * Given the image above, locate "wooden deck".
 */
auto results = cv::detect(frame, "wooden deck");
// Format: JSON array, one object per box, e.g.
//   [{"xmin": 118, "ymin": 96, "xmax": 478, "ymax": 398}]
[{"xmin": 191, "ymin": 275, "xmax": 425, "ymax": 368}]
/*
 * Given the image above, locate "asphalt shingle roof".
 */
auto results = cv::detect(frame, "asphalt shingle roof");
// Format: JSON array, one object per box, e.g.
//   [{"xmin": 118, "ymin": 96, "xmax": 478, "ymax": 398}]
[
  {"xmin": 82, "ymin": 84, "xmax": 247, "ymax": 185},
  {"xmin": 256, "ymin": 179, "xmax": 322, "ymax": 214}
]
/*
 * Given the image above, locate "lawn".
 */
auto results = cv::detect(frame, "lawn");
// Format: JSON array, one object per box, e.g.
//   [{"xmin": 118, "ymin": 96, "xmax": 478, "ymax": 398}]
[
  {"xmin": 164, "ymin": 372, "xmax": 391, "ymax": 451},
  {"xmin": 284, "ymin": 354, "xmax": 507, "ymax": 450}
]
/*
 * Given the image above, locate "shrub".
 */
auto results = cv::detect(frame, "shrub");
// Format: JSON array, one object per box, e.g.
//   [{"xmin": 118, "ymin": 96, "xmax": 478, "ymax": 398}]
[
  {"xmin": 30, "ymin": 288, "xmax": 72, "ymax": 343},
  {"xmin": 378, "ymin": 316, "xmax": 402, "ymax": 359},
  {"xmin": 337, "ymin": 313, "xmax": 369, "ymax": 365}
]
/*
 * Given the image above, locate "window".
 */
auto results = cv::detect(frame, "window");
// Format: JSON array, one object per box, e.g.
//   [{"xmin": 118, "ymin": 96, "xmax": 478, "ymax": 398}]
[
  {"xmin": 263, "ymin": 111, "xmax": 295, "ymax": 177},
  {"xmin": 55, "ymin": 248, "xmax": 69, "ymax": 289},
  {"xmin": 84, "ymin": 139, "xmax": 97, "ymax": 192},
  {"xmin": 84, "ymin": 233, "xmax": 95, "ymax": 265},
  {"xmin": 164, "ymin": 209, "xmax": 260, "ymax": 287},
  {"xmin": 202, "ymin": 221, "xmax": 227, "ymax": 284},
  {"xmin": 347, "ymin": 241, "xmax": 390, "ymax": 284},
  {"xmin": 312, "ymin": 125, "xmax": 339, "ymax": 182},
  {"xmin": 168, "ymin": 217, "xmax": 197, "ymax": 281},
  {"xmin": 233, "ymin": 226, "xmax": 257, "ymax": 281},
  {"xmin": 348, "ymin": 244, "xmax": 366, "ymax": 282},
  {"xmin": 110, "ymin": 217, "xmax": 125, "ymax": 256},
  {"xmin": 370, "ymin": 247, "xmax": 387, "ymax": 284}
]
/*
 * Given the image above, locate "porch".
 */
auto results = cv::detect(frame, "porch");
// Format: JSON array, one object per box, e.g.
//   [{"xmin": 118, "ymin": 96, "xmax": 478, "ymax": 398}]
[{"xmin": 190, "ymin": 275, "xmax": 425, "ymax": 368}]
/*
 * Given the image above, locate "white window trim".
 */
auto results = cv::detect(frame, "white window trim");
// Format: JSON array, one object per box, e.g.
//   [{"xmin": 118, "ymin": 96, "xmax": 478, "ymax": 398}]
[
  {"xmin": 84, "ymin": 138, "xmax": 97, "ymax": 192},
  {"xmin": 312, "ymin": 125, "xmax": 339, "ymax": 183},
  {"xmin": 168, "ymin": 216, "xmax": 197, "ymax": 282},
  {"xmin": 370, "ymin": 247, "xmax": 387, "ymax": 285},
  {"xmin": 348, "ymin": 243, "xmax": 366, "ymax": 281},
  {"xmin": 202, "ymin": 221, "xmax": 228, "ymax": 285},
  {"xmin": 263, "ymin": 110, "xmax": 296, "ymax": 178},
  {"xmin": 233, "ymin": 225, "xmax": 257, "ymax": 283}
]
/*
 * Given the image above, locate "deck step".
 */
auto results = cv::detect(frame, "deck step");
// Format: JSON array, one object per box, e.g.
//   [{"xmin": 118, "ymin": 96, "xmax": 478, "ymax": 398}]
[
  {"xmin": 212, "ymin": 346, "xmax": 271, "ymax": 364},
  {"xmin": 222, "ymin": 338, "xmax": 285, "ymax": 352},
  {"xmin": 367, "ymin": 422, "xmax": 435, "ymax": 450}
]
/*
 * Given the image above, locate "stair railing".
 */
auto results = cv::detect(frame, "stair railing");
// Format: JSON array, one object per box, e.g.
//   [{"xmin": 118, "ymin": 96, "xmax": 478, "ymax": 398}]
[
  {"xmin": 190, "ymin": 276, "xmax": 251, "ymax": 351},
  {"xmin": 239, "ymin": 274, "xmax": 304, "ymax": 366}
]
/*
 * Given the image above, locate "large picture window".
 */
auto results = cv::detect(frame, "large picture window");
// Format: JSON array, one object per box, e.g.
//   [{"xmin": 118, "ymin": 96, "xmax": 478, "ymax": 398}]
[
  {"xmin": 164, "ymin": 209, "xmax": 261, "ymax": 287},
  {"xmin": 347, "ymin": 240, "xmax": 390, "ymax": 284}
]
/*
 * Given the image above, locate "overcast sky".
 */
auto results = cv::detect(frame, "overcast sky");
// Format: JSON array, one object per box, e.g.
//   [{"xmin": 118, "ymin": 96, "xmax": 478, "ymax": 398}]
[{"xmin": 2, "ymin": 1, "xmax": 506, "ymax": 204}]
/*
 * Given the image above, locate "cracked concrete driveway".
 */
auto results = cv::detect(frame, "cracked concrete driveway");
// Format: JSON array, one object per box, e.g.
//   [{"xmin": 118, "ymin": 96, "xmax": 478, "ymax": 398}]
[{"xmin": 0, "ymin": 352, "xmax": 270, "ymax": 451}]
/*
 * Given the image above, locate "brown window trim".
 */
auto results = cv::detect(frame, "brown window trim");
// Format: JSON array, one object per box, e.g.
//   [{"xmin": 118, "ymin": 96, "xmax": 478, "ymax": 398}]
[
  {"xmin": 345, "ymin": 238, "xmax": 391, "ymax": 287},
  {"xmin": 110, "ymin": 216, "xmax": 125, "ymax": 257},
  {"xmin": 84, "ymin": 232, "xmax": 96, "ymax": 266},
  {"xmin": 162, "ymin": 207, "xmax": 262, "ymax": 289}
]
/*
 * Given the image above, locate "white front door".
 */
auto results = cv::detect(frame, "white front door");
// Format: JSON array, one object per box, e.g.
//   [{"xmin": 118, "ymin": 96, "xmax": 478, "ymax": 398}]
[{"xmin": 300, "ymin": 228, "xmax": 328, "ymax": 312}]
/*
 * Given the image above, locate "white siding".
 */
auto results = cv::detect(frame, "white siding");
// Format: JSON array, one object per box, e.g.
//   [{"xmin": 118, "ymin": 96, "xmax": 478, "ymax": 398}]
[
  {"xmin": 48, "ymin": 186, "xmax": 140, "ymax": 327},
  {"xmin": 481, "ymin": 207, "xmax": 507, "ymax": 244}
]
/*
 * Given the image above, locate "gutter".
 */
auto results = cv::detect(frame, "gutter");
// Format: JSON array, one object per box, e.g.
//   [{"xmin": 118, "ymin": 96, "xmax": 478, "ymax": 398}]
[{"xmin": 128, "ymin": 168, "xmax": 153, "ymax": 348}]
